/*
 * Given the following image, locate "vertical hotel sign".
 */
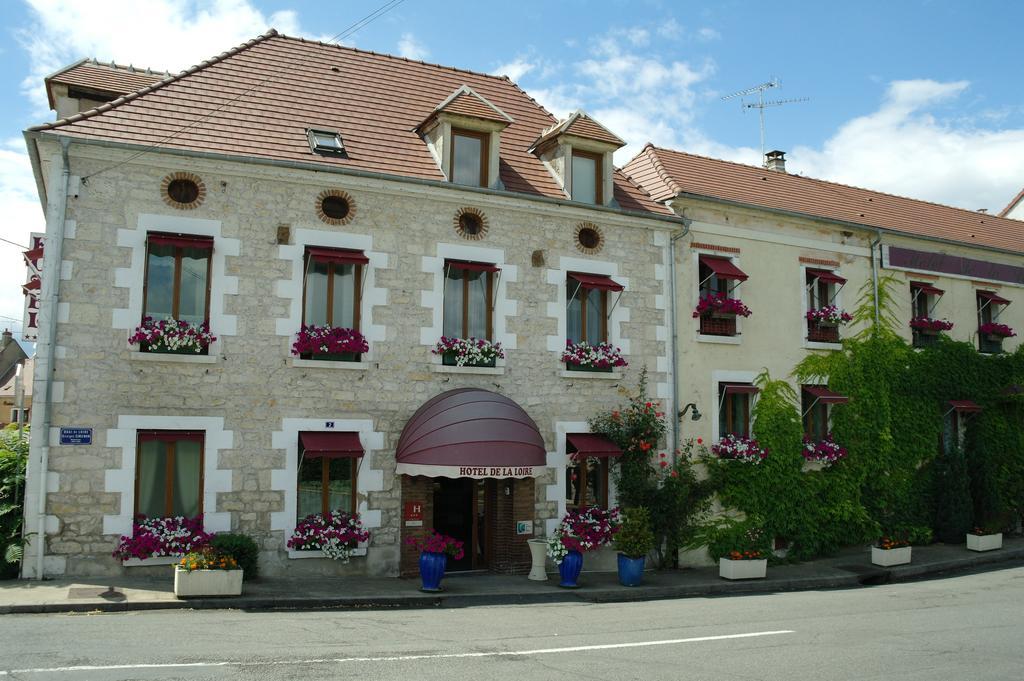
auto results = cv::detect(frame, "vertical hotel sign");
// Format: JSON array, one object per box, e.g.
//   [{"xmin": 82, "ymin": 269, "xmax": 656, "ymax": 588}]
[{"xmin": 22, "ymin": 233, "xmax": 44, "ymax": 341}]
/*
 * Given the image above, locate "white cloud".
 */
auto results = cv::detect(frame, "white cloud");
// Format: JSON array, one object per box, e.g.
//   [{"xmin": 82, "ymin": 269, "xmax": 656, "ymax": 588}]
[
  {"xmin": 657, "ymin": 18, "xmax": 683, "ymax": 39},
  {"xmin": 492, "ymin": 58, "xmax": 535, "ymax": 82},
  {"xmin": 0, "ymin": 138, "xmax": 45, "ymax": 337},
  {"xmin": 697, "ymin": 27, "xmax": 721, "ymax": 42},
  {"xmin": 18, "ymin": 0, "xmax": 306, "ymax": 114},
  {"xmin": 790, "ymin": 79, "xmax": 1024, "ymax": 212},
  {"xmin": 396, "ymin": 32, "xmax": 429, "ymax": 61}
]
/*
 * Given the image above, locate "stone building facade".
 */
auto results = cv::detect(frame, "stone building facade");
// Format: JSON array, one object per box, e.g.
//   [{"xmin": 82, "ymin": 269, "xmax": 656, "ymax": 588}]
[{"xmin": 21, "ymin": 31, "xmax": 680, "ymax": 578}]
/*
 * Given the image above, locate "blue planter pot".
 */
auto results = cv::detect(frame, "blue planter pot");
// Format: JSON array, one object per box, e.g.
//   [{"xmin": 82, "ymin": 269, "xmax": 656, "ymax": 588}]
[
  {"xmin": 558, "ymin": 550, "xmax": 583, "ymax": 588},
  {"xmin": 418, "ymin": 551, "xmax": 447, "ymax": 592},
  {"xmin": 617, "ymin": 553, "xmax": 645, "ymax": 587}
]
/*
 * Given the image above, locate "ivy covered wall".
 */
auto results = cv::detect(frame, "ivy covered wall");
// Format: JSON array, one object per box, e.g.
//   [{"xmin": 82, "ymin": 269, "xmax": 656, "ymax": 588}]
[{"xmin": 703, "ymin": 277, "xmax": 1024, "ymax": 560}]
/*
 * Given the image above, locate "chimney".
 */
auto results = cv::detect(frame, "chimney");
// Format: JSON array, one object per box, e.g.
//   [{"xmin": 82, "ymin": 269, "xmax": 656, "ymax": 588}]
[
  {"xmin": 1, "ymin": 329, "xmax": 11, "ymax": 348},
  {"xmin": 765, "ymin": 150, "xmax": 786, "ymax": 172}
]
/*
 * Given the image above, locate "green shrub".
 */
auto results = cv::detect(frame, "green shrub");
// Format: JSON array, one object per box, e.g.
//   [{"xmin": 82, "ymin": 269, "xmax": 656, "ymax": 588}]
[
  {"xmin": 210, "ymin": 533, "xmax": 259, "ymax": 580},
  {"xmin": 0, "ymin": 426, "xmax": 29, "ymax": 580},
  {"xmin": 614, "ymin": 507, "xmax": 655, "ymax": 559}
]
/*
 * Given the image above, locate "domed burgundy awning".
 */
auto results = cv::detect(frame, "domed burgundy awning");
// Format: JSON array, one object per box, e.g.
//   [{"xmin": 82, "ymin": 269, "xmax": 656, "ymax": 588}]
[{"xmin": 396, "ymin": 388, "xmax": 546, "ymax": 479}]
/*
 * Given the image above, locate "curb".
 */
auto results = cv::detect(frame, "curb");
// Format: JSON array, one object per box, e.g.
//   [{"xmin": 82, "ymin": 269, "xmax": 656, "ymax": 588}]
[{"xmin": 2, "ymin": 548, "xmax": 1021, "ymax": 615}]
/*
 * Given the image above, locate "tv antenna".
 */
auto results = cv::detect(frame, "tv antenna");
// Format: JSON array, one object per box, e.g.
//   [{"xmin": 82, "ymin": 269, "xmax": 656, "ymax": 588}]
[{"xmin": 722, "ymin": 78, "xmax": 809, "ymax": 163}]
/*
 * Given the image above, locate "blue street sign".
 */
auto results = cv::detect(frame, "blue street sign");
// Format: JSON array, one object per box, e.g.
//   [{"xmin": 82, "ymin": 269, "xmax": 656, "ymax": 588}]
[{"xmin": 59, "ymin": 427, "xmax": 93, "ymax": 445}]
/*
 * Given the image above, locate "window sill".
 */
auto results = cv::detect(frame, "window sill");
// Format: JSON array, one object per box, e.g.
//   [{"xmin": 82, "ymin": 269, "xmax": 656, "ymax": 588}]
[
  {"xmin": 289, "ymin": 357, "xmax": 372, "ymax": 371},
  {"xmin": 697, "ymin": 334, "xmax": 742, "ymax": 345},
  {"xmin": 122, "ymin": 555, "xmax": 181, "ymax": 567},
  {"xmin": 430, "ymin": 364, "xmax": 505, "ymax": 376},
  {"xmin": 130, "ymin": 351, "xmax": 217, "ymax": 364},
  {"xmin": 559, "ymin": 370, "xmax": 623, "ymax": 380},
  {"xmin": 805, "ymin": 340, "xmax": 843, "ymax": 351},
  {"xmin": 287, "ymin": 547, "xmax": 367, "ymax": 560}
]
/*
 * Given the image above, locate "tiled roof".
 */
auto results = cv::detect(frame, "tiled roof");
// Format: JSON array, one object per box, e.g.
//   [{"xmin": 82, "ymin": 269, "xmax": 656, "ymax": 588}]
[
  {"xmin": 433, "ymin": 86, "xmax": 512, "ymax": 124},
  {"xmin": 32, "ymin": 31, "xmax": 669, "ymax": 217},
  {"xmin": 532, "ymin": 110, "xmax": 625, "ymax": 151},
  {"xmin": 45, "ymin": 59, "xmax": 168, "ymax": 109},
  {"xmin": 1000, "ymin": 187, "xmax": 1024, "ymax": 218},
  {"xmin": 623, "ymin": 144, "xmax": 1024, "ymax": 254}
]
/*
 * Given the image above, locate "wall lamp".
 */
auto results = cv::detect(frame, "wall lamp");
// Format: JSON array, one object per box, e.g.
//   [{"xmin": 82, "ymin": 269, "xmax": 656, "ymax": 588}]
[{"xmin": 679, "ymin": 403, "xmax": 702, "ymax": 421}]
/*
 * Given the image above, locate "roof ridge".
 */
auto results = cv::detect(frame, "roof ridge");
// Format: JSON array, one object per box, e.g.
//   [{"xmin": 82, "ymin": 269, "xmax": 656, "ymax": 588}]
[
  {"xmin": 999, "ymin": 187, "xmax": 1024, "ymax": 218},
  {"xmin": 274, "ymin": 32, "xmax": 530, "ymax": 89},
  {"xmin": 648, "ymin": 145, "xmax": 1024, "ymax": 225},
  {"xmin": 30, "ymin": 29, "xmax": 279, "ymax": 132},
  {"xmin": 624, "ymin": 143, "xmax": 682, "ymax": 200},
  {"xmin": 80, "ymin": 58, "xmax": 171, "ymax": 76}
]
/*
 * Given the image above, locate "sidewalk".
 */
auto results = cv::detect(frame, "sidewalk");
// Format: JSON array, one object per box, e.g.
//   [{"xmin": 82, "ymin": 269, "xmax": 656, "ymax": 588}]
[{"xmin": 2, "ymin": 537, "xmax": 1021, "ymax": 615}]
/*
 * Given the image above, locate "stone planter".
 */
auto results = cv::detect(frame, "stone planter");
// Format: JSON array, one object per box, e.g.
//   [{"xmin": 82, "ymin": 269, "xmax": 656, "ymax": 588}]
[
  {"xmin": 173, "ymin": 566, "xmax": 243, "ymax": 597},
  {"xmin": 719, "ymin": 557, "xmax": 767, "ymax": 580},
  {"xmin": 966, "ymin": 532, "xmax": 1002, "ymax": 552},
  {"xmin": 565, "ymin": 363, "xmax": 613, "ymax": 373},
  {"xmin": 527, "ymin": 538, "xmax": 548, "ymax": 581},
  {"xmin": 299, "ymin": 351, "xmax": 360, "ymax": 362},
  {"xmin": 871, "ymin": 545, "xmax": 911, "ymax": 566}
]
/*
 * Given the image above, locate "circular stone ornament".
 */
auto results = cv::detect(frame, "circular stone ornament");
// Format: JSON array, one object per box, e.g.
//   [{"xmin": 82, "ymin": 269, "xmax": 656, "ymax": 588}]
[
  {"xmin": 575, "ymin": 222, "xmax": 604, "ymax": 254},
  {"xmin": 453, "ymin": 207, "xmax": 489, "ymax": 241},
  {"xmin": 316, "ymin": 189, "xmax": 356, "ymax": 225},
  {"xmin": 161, "ymin": 172, "xmax": 206, "ymax": 210}
]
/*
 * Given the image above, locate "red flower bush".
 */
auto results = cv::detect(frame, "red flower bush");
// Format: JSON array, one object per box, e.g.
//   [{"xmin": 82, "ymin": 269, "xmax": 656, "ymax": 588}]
[
  {"xmin": 692, "ymin": 292, "xmax": 752, "ymax": 318},
  {"xmin": 979, "ymin": 322, "xmax": 1016, "ymax": 338},
  {"xmin": 405, "ymin": 530, "xmax": 465, "ymax": 560},
  {"xmin": 112, "ymin": 515, "xmax": 212, "ymax": 561},
  {"xmin": 292, "ymin": 325, "xmax": 369, "ymax": 356},
  {"xmin": 909, "ymin": 317, "xmax": 954, "ymax": 332}
]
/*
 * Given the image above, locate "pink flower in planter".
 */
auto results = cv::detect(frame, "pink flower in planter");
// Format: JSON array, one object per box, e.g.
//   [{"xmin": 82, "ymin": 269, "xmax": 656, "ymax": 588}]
[
  {"xmin": 692, "ymin": 293, "xmax": 752, "ymax": 318},
  {"xmin": 292, "ymin": 325, "xmax": 369, "ymax": 355},
  {"xmin": 979, "ymin": 322, "xmax": 1016, "ymax": 338}
]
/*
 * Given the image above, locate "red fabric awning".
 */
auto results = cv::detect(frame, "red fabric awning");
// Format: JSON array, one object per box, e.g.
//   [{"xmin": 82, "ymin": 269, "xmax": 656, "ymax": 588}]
[
  {"xmin": 307, "ymin": 246, "xmax": 369, "ymax": 265},
  {"xmin": 147, "ymin": 232, "xmax": 214, "ymax": 249},
  {"xmin": 566, "ymin": 433, "xmax": 622, "ymax": 458},
  {"xmin": 568, "ymin": 272, "xmax": 624, "ymax": 292},
  {"xmin": 395, "ymin": 388, "xmax": 545, "ymax": 478},
  {"xmin": 137, "ymin": 430, "xmax": 204, "ymax": 443},
  {"xmin": 22, "ymin": 278, "xmax": 40, "ymax": 291},
  {"xmin": 300, "ymin": 431, "xmax": 365, "ymax": 459},
  {"xmin": 445, "ymin": 258, "xmax": 500, "ymax": 273},
  {"xmin": 911, "ymin": 281, "xmax": 945, "ymax": 296},
  {"xmin": 807, "ymin": 268, "xmax": 847, "ymax": 285},
  {"xmin": 699, "ymin": 255, "xmax": 748, "ymax": 281},
  {"xmin": 803, "ymin": 385, "xmax": 850, "ymax": 404},
  {"xmin": 722, "ymin": 383, "xmax": 760, "ymax": 395},
  {"xmin": 977, "ymin": 290, "xmax": 1010, "ymax": 305},
  {"xmin": 23, "ymin": 247, "xmax": 43, "ymax": 263},
  {"xmin": 948, "ymin": 400, "xmax": 983, "ymax": 413}
]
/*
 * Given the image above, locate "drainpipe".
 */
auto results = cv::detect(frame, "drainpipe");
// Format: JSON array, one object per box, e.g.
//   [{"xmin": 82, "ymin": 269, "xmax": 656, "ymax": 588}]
[
  {"xmin": 32, "ymin": 137, "xmax": 71, "ymax": 580},
  {"xmin": 668, "ymin": 213, "xmax": 691, "ymax": 462},
  {"xmin": 870, "ymin": 230, "xmax": 882, "ymax": 328}
]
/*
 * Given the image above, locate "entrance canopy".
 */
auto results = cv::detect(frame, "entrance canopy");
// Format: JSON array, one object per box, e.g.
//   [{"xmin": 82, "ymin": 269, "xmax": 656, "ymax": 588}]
[{"xmin": 396, "ymin": 388, "xmax": 546, "ymax": 479}]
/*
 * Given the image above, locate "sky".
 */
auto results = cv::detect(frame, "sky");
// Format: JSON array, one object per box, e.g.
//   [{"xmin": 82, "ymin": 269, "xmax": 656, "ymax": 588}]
[{"xmin": 2, "ymin": 0, "xmax": 1023, "ymax": 340}]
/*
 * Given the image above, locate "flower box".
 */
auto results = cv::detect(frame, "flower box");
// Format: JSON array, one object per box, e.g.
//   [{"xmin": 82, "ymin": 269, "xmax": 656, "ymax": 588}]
[
  {"xmin": 173, "ymin": 566, "xmax": 243, "ymax": 597},
  {"xmin": 719, "ymin": 557, "xmax": 767, "ymax": 580},
  {"xmin": 130, "ymin": 317, "xmax": 216, "ymax": 355},
  {"xmin": 807, "ymin": 319, "xmax": 840, "ymax": 343},
  {"xmin": 699, "ymin": 315, "xmax": 737, "ymax": 337},
  {"xmin": 442, "ymin": 350, "xmax": 496, "ymax": 368},
  {"xmin": 966, "ymin": 532, "xmax": 1002, "ymax": 552},
  {"xmin": 292, "ymin": 325, "xmax": 368, "ymax": 360},
  {"xmin": 871, "ymin": 545, "xmax": 911, "ymax": 566},
  {"xmin": 565, "ymin": 364, "xmax": 610, "ymax": 374}
]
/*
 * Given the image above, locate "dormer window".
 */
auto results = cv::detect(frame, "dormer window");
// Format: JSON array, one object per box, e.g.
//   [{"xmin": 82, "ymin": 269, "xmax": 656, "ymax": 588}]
[
  {"xmin": 307, "ymin": 128, "xmax": 346, "ymax": 157},
  {"xmin": 416, "ymin": 85, "xmax": 513, "ymax": 191},
  {"xmin": 529, "ymin": 110, "xmax": 624, "ymax": 207},
  {"xmin": 571, "ymin": 151, "xmax": 602, "ymax": 204},
  {"xmin": 451, "ymin": 128, "xmax": 489, "ymax": 187}
]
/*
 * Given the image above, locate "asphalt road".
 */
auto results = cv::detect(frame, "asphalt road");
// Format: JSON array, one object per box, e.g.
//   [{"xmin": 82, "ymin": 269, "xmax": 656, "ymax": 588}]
[{"xmin": 1, "ymin": 566, "xmax": 1021, "ymax": 681}]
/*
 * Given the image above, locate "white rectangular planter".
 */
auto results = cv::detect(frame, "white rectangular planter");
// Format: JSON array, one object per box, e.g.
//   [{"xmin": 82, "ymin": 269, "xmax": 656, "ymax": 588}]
[
  {"xmin": 871, "ymin": 545, "xmax": 911, "ymax": 566},
  {"xmin": 173, "ymin": 567, "xmax": 243, "ymax": 597},
  {"xmin": 719, "ymin": 558, "xmax": 767, "ymax": 580},
  {"xmin": 966, "ymin": 533, "xmax": 1002, "ymax": 552}
]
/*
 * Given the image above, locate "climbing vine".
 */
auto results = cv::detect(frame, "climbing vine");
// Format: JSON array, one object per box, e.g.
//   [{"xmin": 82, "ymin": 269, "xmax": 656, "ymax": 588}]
[{"xmin": 704, "ymin": 275, "xmax": 1024, "ymax": 560}]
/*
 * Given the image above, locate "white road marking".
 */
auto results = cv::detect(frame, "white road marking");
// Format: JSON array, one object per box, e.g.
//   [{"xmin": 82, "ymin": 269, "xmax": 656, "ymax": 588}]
[{"xmin": 0, "ymin": 630, "xmax": 794, "ymax": 675}]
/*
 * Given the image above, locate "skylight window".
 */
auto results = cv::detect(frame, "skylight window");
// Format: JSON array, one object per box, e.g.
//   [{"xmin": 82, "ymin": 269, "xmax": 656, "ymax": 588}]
[{"xmin": 307, "ymin": 128, "xmax": 346, "ymax": 157}]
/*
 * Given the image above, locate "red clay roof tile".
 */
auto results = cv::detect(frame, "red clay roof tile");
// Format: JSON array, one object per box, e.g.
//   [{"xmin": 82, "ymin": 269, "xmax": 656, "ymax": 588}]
[
  {"xmin": 623, "ymin": 144, "xmax": 1024, "ymax": 253},
  {"xmin": 33, "ymin": 31, "xmax": 669, "ymax": 217}
]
